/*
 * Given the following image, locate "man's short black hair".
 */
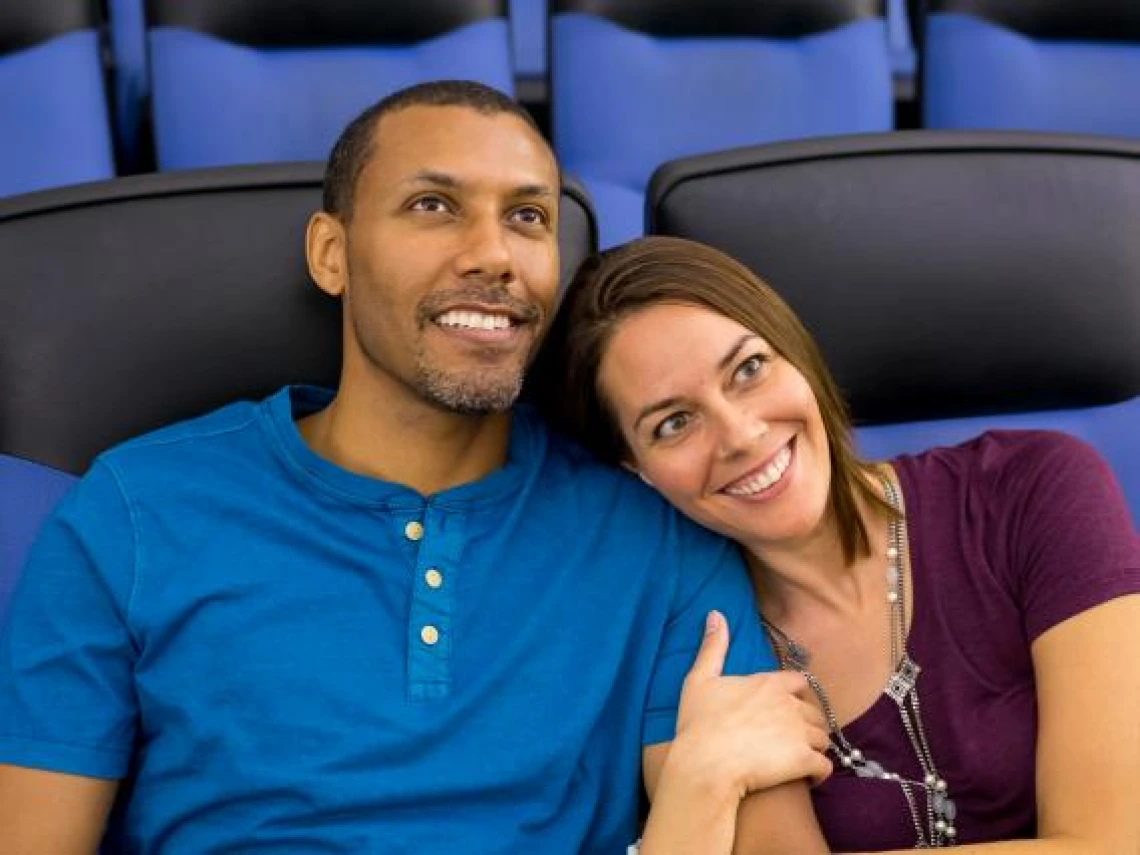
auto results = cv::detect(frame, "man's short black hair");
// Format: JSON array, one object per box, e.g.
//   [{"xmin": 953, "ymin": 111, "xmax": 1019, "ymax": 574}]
[{"xmin": 322, "ymin": 80, "xmax": 544, "ymax": 221}]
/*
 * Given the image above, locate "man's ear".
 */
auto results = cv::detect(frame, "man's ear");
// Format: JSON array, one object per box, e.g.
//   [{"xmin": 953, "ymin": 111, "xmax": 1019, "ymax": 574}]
[
  {"xmin": 306, "ymin": 211, "xmax": 348, "ymax": 298},
  {"xmin": 622, "ymin": 460, "xmax": 653, "ymax": 488}
]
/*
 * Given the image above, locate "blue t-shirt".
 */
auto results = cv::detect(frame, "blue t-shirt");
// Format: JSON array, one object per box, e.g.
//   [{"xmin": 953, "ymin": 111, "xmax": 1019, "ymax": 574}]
[{"xmin": 0, "ymin": 386, "xmax": 774, "ymax": 853}]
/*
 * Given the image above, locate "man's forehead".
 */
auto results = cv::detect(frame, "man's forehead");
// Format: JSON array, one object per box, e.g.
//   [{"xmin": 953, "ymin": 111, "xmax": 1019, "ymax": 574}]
[{"xmin": 366, "ymin": 104, "xmax": 557, "ymax": 187}]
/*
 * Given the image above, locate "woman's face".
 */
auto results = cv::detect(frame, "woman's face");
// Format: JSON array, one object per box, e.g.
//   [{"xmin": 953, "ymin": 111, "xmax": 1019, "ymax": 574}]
[{"xmin": 598, "ymin": 301, "xmax": 833, "ymax": 551}]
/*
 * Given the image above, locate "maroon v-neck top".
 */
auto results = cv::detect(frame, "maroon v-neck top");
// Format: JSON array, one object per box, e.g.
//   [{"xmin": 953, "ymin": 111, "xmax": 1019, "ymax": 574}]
[{"xmin": 809, "ymin": 430, "xmax": 1140, "ymax": 850}]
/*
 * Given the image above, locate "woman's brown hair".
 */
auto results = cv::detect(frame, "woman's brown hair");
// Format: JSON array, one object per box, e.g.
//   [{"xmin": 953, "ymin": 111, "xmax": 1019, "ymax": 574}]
[{"xmin": 534, "ymin": 235, "xmax": 892, "ymax": 565}]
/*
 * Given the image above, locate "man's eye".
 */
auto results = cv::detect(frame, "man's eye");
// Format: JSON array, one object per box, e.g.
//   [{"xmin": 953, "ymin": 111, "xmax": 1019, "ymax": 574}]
[
  {"xmin": 510, "ymin": 205, "xmax": 548, "ymax": 227},
  {"xmin": 733, "ymin": 354, "xmax": 768, "ymax": 384},
  {"xmin": 653, "ymin": 412, "xmax": 691, "ymax": 441},
  {"xmin": 409, "ymin": 196, "xmax": 451, "ymax": 214}
]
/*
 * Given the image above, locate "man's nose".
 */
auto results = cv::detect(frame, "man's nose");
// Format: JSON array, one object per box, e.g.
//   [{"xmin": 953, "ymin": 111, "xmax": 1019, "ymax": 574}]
[{"xmin": 455, "ymin": 214, "xmax": 513, "ymax": 285}]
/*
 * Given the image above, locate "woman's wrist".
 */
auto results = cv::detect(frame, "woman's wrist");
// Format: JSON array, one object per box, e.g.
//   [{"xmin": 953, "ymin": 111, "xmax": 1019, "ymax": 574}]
[{"xmin": 660, "ymin": 731, "xmax": 747, "ymax": 807}]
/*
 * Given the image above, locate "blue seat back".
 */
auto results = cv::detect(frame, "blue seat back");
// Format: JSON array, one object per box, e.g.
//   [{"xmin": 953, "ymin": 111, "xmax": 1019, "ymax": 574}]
[
  {"xmin": 107, "ymin": 0, "xmax": 147, "ymax": 168},
  {"xmin": 552, "ymin": 0, "xmax": 893, "ymax": 246},
  {"xmin": 648, "ymin": 132, "xmax": 1140, "ymax": 521},
  {"xmin": 0, "ymin": 455, "xmax": 75, "ymax": 620},
  {"xmin": 147, "ymin": 0, "xmax": 514, "ymax": 169},
  {"xmin": 510, "ymin": 0, "xmax": 548, "ymax": 78},
  {"xmin": 923, "ymin": 1, "xmax": 1140, "ymax": 135},
  {"xmin": 0, "ymin": 2, "xmax": 114, "ymax": 197}
]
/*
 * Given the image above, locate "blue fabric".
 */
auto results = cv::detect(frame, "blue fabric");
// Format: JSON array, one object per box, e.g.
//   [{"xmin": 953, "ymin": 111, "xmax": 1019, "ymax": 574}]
[
  {"xmin": 0, "ymin": 456, "xmax": 76, "ymax": 622},
  {"xmin": 0, "ymin": 31, "xmax": 115, "ymax": 197},
  {"xmin": 107, "ymin": 0, "xmax": 148, "ymax": 168},
  {"xmin": 0, "ymin": 386, "xmax": 773, "ymax": 852},
  {"xmin": 150, "ymin": 20, "xmax": 515, "ymax": 169},
  {"xmin": 887, "ymin": 0, "xmax": 917, "ymax": 77},
  {"xmin": 855, "ymin": 396, "xmax": 1140, "ymax": 525},
  {"xmin": 552, "ymin": 15, "xmax": 893, "ymax": 247},
  {"xmin": 924, "ymin": 13, "xmax": 1140, "ymax": 136},
  {"xmin": 510, "ymin": 0, "xmax": 547, "ymax": 77}
]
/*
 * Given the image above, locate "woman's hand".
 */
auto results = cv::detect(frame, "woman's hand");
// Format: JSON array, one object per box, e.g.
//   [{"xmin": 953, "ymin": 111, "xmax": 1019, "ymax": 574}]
[
  {"xmin": 639, "ymin": 611, "xmax": 833, "ymax": 855},
  {"xmin": 667, "ymin": 610, "xmax": 832, "ymax": 800}
]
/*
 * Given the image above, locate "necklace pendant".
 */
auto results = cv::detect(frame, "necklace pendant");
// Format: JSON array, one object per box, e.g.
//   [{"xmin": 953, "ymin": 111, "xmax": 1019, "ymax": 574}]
[
  {"xmin": 785, "ymin": 638, "xmax": 811, "ymax": 669},
  {"xmin": 885, "ymin": 653, "xmax": 921, "ymax": 703}
]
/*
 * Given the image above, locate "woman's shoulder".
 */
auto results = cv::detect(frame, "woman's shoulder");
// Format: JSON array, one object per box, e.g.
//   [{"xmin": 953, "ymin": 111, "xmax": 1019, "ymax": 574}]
[{"xmin": 893, "ymin": 429, "xmax": 1107, "ymax": 494}]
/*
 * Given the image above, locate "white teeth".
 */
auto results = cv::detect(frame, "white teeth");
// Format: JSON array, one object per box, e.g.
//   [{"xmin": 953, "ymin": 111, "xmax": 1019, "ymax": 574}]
[
  {"xmin": 724, "ymin": 444, "xmax": 793, "ymax": 496},
  {"xmin": 435, "ymin": 310, "xmax": 511, "ymax": 331}
]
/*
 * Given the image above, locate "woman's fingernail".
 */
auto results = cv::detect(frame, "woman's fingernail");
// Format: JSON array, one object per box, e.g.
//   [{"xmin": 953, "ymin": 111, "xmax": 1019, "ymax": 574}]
[{"xmin": 705, "ymin": 611, "xmax": 722, "ymax": 635}]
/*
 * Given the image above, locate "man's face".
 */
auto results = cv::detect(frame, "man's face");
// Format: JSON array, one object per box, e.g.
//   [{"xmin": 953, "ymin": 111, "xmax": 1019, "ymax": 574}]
[{"xmin": 333, "ymin": 105, "xmax": 560, "ymax": 414}]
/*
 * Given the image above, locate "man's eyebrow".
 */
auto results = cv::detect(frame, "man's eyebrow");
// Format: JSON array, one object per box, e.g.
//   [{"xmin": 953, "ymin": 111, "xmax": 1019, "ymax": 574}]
[
  {"xmin": 509, "ymin": 183, "xmax": 557, "ymax": 200},
  {"xmin": 401, "ymin": 170, "xmax": 461, "ymax": 189},
  {"xmin": 399, "ymin": 172, "xmax": 556, "ymax": 200}
]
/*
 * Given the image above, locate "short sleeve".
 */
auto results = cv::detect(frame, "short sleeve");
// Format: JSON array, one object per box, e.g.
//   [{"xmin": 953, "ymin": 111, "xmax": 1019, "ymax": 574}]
[
  {"xmin": 1001, "ymin": 433, "xmax": 1140, "ymax": 643},
  {"xmin": 0, "ymin": 459, "xmax": 139, "ymax": 779},
  {"xmin": 641, "ymin": 527, "xmax": 776, "ymax": 746}
]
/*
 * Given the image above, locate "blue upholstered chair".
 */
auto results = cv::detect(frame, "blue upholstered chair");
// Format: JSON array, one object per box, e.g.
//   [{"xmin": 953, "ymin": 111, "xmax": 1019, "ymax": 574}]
[
  {"xmin": 551, "ymin": 0, "xmax": 894, "ymax": 248},
  {"xmin": 648, "ymin": 132, "xmax": 1140, "ymax": 521},
  {"xmin": 146, "ymin": 0, "xmax": 515, "ymax": 170},
  {"xmin": 106, "ymin": 0, "xmax": 148, "ymax": 169},
  {"xmin": 922, "ymin": 0, "xmax": 1140, "ymax": 136},
  {"xmin": 0, "ymin": 456, "xmax": 75, "ymax": 621},
  {"xmin": 510, "ymin": 0, "xmax": 548, "ymax": 81},
  {"xmin": 0, "ymin": 1, "xmax": 115, "ymax": 197}
]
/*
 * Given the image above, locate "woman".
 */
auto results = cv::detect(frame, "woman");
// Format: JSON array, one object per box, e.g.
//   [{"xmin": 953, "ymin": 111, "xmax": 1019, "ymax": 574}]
[{"xmin": 540, "ymin": 236, "xmax": 1140, "ymax": 853}]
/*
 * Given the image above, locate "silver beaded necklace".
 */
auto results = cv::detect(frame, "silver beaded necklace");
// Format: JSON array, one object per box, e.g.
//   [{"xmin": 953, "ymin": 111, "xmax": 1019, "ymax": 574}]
[{"xmin": 761, "ymin": 476, "xmax": 958, "ymax": 848}]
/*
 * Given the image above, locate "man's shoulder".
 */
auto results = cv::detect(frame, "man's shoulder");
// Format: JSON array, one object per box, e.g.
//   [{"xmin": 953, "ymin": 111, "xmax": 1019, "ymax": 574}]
[
  {"xmin": 538, "ymin": 419, "xmax": 669, "ymax": 509},
  {"xmin": 95, "ymin": 395, "xmax": 269, "ymax": 480},
  {"xmin": 533, "ymin": 416, "xmax": 731, "ymax": 551}
]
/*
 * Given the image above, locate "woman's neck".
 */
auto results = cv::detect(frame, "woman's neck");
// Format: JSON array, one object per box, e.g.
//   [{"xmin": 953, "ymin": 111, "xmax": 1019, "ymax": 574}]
[{"xmin": 748, "ymin": 468, "xmax": 894, "ymax": 623}]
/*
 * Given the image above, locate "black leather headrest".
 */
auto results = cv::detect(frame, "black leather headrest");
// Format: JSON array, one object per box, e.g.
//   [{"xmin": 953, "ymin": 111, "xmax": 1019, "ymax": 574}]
[
  {"xmin": 649, "ymin": 131, "xmax": 1140, "ymax": 426},
  {"xmin": 0, "ymin": 163, "xmax": 596, "ymax": 474},
  {"xmin": 147, "ymin": 0, "xmax": 507, "ymax": 48},
  {"xmin": 929, "ymin": 0, "xmax": 1140, "ymax": 43},
  {"xmin": 553, "ymin": 0, "xmax": 883, "ymax": 38},
  {"xmin": 0, "ymin": 0, "xmax": 98, "ymax": 54}
]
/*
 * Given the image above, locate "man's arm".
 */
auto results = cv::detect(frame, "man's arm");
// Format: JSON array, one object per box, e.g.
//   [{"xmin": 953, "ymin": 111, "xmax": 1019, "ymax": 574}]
[
  {"xmin": 0, "ymin": 765, "xmax": 118, "ymax": 855},
  {"xmin": 0, "ymin": 461, "xmax": 139, "ymax": 851}
]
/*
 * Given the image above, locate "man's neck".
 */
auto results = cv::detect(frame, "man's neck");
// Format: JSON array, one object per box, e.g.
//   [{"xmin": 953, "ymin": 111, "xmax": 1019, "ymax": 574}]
[{"xmin": 296, "ymin": 379, "xmax": 513, "ymax": 497}]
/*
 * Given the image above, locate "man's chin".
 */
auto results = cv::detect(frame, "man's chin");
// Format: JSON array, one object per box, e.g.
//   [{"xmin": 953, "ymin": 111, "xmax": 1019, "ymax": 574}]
[{"xmin": 415, "ymin": 367, "xmax": 525, "ymax": 416}]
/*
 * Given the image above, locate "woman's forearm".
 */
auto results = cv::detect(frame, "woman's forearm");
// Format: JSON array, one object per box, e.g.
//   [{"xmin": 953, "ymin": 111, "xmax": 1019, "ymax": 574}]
[{"xmin": 640, "ymin": 739, "xmax": 741, "ymax": 855}]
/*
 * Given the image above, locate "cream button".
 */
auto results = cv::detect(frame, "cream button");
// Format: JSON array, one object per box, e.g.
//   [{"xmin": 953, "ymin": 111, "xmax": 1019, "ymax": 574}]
[
  {"xmin": 424, "ymin": 569, "xmax": 443, "ymax": 589},
  {"xmin": 420, "ymin": 625, "xmax": 440, "ymax": 645},
  {"xmin": 404, "ymin": 521, "xmax": 424, "ymax": 541}
]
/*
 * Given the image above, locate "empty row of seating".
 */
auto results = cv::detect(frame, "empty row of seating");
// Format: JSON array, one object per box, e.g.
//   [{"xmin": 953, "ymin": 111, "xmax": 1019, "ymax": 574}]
[{"xmin": 4, "ymin": 1, "xmax": 1140, "ymax": 246}]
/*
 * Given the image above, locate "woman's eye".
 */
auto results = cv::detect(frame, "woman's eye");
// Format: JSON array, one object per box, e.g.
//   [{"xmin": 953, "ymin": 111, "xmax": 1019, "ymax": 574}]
[
  {"xmin": 733, "ymin": 354, "xmax": 767, "ymax": 383},
  {"xmin": 653, "ymin": 412, "xmax": 691, "ymax": 441}
]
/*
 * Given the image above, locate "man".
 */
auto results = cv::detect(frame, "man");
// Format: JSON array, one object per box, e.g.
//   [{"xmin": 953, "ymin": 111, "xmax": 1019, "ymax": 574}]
[{"xmin": 0, "ymin": 82, "xmax": 786, "ymax": 852}]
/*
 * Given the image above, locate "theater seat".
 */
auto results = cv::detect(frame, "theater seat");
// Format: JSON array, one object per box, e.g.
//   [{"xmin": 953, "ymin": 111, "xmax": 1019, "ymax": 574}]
[
  {"xmin": 923, "ymin": 0, "xmax": 1140, "ymax": 136},
  {"xmin": 648, "ymin": 132, "xmax": 1140, "ymax": 521},
  {"xmin": 0, "ymin": 456, "xmax": 75, "ymax": 620},
  {"xmin": 0, "ymin": 163, "xmax": 596, "ymax": 475},
  {"xmin": 551, "ymin": 0, "xmax": 893, "ymax": 247},
  {"xmin": 0, "ymin": 2, "xmax": 115, "ymax": 197},
  {"xmin": 106, "ymin": 0, "xmax": 147, "ymax": 169},
  {"xmin": 147, "ymin": 1, "xmax": 515, "ymax": 169}
]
